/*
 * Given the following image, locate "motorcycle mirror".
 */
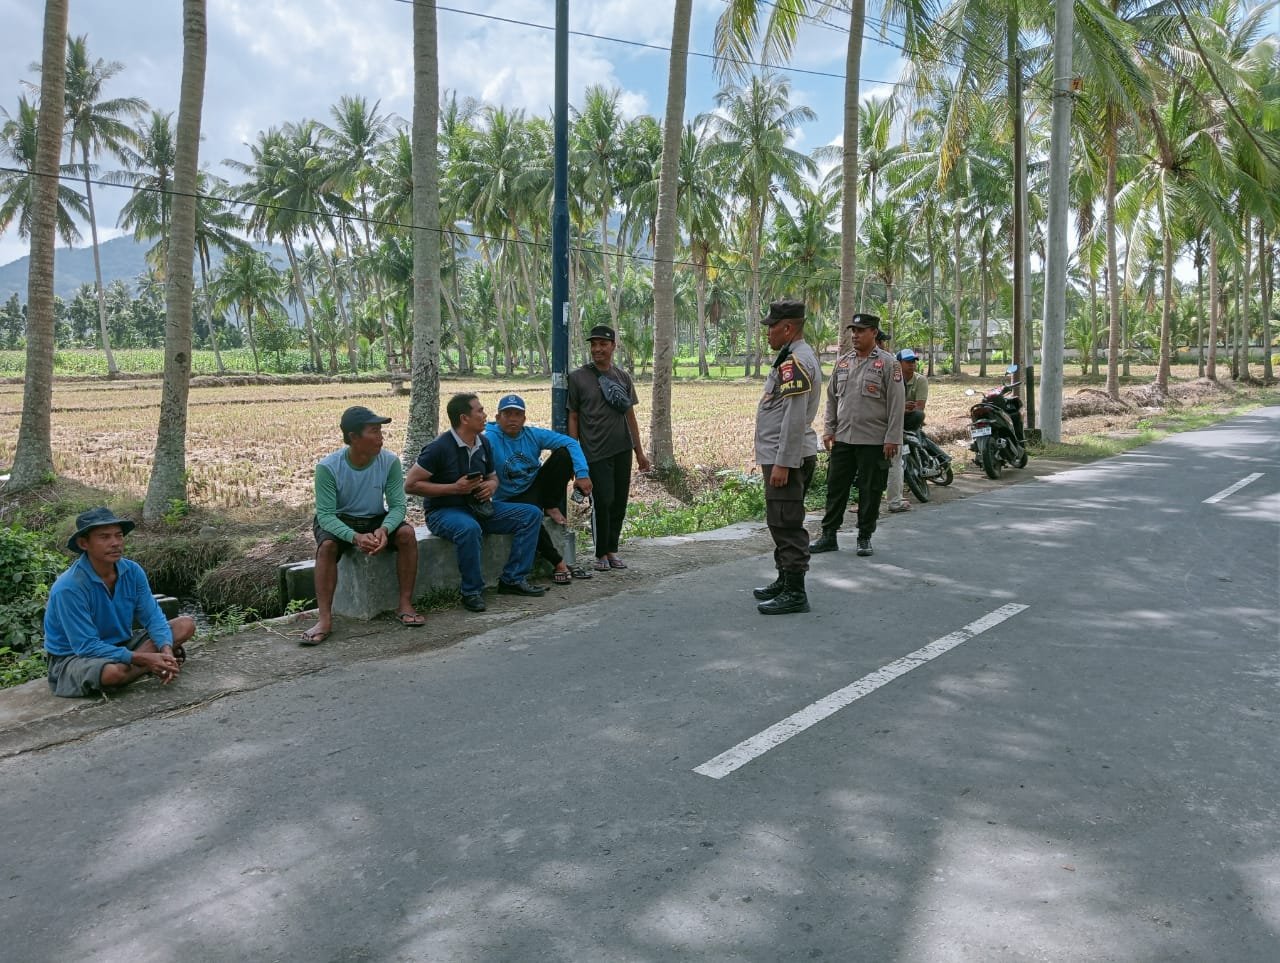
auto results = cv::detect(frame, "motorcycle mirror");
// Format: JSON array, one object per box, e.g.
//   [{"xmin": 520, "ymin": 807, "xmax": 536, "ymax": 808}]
[{"xmin": 1005, "ymin": 363, "xmax": 1019, "ymax": 374}]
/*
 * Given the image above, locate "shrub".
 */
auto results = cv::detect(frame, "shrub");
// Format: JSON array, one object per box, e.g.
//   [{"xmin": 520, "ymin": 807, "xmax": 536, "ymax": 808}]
[{"xmin": 0, "ymin": 526, "xmax": 65, "ymax": 686}]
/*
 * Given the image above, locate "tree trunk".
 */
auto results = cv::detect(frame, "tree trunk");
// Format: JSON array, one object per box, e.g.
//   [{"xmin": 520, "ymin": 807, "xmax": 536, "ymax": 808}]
[
  {"xmin": 649, "ymin": 0, "xmax": 690, "ymax": 469},
  {"xmin": 199, "ymin": 250, "xmax": 223, "ymax": 373},
  {"xmin": 1038, "ymin": 0, "xmax": 1074, "ymax": 442},
  {"xmin": 1156, "ymin": 218, "xmax": 1172, "ymax": 394},
  {"xmin": 1262, "ymin": 219, "xmax": 1273, "ymax": 383},
  {"xmin": 953, "ymin": 215, "xmax": 963, "ymax": 375},
  {"xmin": 1239, "ymin": 213, "xmax": 1252, "ymax": 380},
  {"xmin": 283, "ymin": 234, "xmax": 319, "ymax": 370},
  {"xmin": 926, "ymin": 218, "xmax": 936, "ymax": 378},
  {"xmin": 1207, "ymin": 234, "xmax": 1219, "ymax": 380},
  {"xmin": 1196, "ymin": 242, "xmax": 1205, "ymax": 377},
  {"xmin": 144, "ymin": 0, "xmax": 206, "ymax": 521},
  {"xmin": 1088, "ymin": 269, "xmax": 1098, "ymax": 378},
  {"xmin": 696, "ymin": 254, "xmax": 709, "ymax": 377},
  {"xmin": 6, "ymin": 0, "xmax": 67, "ymax": 492},
  {"xmin": 81, "ymin": 144, "xmax": 119, "ymax": 377},
  {"xmin": 838, "ymin": 0, "xmax": 865, "ymax": 354},
  {"xmin": 517, "ymin": 242, "xmax": 549, "ymax": 374},
  {"xmin": 448, "ymin": 238, "xmax": 469, "ymax": 373},
  {"xmin": 978, "ymin": 225, "xmax": 989, "ymax": 378},
  {"xmin": 406, "ymin": 0, "xmax": 443, "ymax": 463}
]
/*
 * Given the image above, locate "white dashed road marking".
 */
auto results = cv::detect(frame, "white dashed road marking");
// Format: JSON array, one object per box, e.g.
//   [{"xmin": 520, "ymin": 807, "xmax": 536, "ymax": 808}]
[
  {"xmin": 1203, "ymin": 473, "xmax": 1263, "ymax": 504},
  {"xmin": 694, "ymin": 603, "xmax": 1030, "ymax": 780}
]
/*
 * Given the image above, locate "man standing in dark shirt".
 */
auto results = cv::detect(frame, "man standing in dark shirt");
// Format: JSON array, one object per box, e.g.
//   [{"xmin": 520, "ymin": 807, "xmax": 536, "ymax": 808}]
[{"xmin": 567, "ymin": 324, "xmax": 651, "ymax": 572}]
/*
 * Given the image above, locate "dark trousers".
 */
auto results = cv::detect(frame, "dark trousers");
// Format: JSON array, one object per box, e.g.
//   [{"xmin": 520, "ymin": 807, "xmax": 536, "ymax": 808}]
[
  {"xmin": 764, "ymin": 455, "xmax": 816, "ymax": 574},
  {"xmin": 821, "ymin": 442, "xmax": 889, "ymax": 538},
  {"xmin": 508, "ymin": 447, "xmax": 573, "ymax": 567},
  {"xmin": 588, "ymin": 449, "xmax": 633, "ymax": 558}
]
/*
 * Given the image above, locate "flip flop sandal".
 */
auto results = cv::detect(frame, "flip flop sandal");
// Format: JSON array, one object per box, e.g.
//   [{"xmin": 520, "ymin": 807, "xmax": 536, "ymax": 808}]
[
  {"xmin": 172, "ymin": 642, "xmax": 187, "ymax": 665},
  {"xmin": 593, "ymin": 558, "xmax": 611, "ymax": 572},
  {"xmin": 396, "ymin": 612, "xmax": 426, "ymax": 627},
  {"xmin": 552, "ymin": 570, "xmax": 572, "ymax": 584},
  {"xmin": 608, "ymin": 557, "xmax": 628, "ymax": 569},
  {"xmin": 300, "ymin": 628, "xmax": 330, "ymax": 646},
  {"xmin": 569, "ymin": 565, "xmax": 593, "ymax": 580}
]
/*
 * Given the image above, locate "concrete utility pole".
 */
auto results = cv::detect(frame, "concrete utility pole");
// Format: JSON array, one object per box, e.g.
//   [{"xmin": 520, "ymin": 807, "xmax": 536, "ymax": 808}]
[{"xmin": 1039, "ymin": 0, "xmax": 1075, "ymax": 443}]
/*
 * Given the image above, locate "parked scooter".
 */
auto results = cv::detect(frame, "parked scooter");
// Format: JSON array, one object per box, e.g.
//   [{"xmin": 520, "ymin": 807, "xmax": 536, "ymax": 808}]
[
  {"xmin": 901, "ymin": 426, "xmax": 953, "ymax": 503},
  {"xmin": 965, "ymin": 364, "xmax": 1029, "ymax": 479}
]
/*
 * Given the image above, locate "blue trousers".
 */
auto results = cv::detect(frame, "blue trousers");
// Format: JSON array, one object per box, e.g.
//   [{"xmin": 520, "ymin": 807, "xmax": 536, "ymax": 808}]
[{"xmin": 426, "ymin": 501, "xmax": 543, "ymax": 596}]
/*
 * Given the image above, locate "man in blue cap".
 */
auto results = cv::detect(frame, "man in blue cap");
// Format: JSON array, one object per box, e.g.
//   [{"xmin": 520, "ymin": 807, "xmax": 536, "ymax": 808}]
[
  {"xmin": 43, "ymin": 507, "xmax": 196, "ymax": 697},
  {"xmin": 486, "ymin": 393, "xmax": 594, "ymax": 584}
]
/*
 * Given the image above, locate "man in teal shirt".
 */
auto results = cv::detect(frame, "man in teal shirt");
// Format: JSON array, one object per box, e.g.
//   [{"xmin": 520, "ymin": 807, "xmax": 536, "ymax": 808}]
[{"xmin": 307, "ymin": 406, "xmax": 423, "ymax": 643}]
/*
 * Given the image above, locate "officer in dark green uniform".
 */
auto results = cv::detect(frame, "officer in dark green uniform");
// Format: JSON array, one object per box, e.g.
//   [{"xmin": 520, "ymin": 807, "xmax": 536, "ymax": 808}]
[{"xmin": 753, "ymin": 299, "xmax": 823, "ymax": 614}]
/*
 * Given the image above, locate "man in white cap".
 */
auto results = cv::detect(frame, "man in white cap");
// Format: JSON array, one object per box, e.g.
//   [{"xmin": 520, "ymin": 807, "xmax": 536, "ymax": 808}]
[{"xmin": 43, "ymin": 507, "xmax": 196, "ymax": 697}]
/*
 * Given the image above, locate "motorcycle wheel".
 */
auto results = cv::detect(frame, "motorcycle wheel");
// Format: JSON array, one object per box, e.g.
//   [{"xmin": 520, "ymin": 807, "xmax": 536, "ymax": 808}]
[
  {"xmin": 905, "ymin": 458, "xmax": 930, "ymax": 503},
  {"xmin": 978, "ymin": 436, "xmax": 1002, "ymax": 479},
  {"xmin": 936, "ymin": 464, "xmax": 955, "ymax": 486}
]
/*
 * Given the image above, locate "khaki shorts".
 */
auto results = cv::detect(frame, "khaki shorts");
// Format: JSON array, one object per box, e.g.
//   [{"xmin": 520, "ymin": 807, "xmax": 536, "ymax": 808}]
[{"xmin": 46, "ymin": 628, "xmax": 149, "ymax": 699}]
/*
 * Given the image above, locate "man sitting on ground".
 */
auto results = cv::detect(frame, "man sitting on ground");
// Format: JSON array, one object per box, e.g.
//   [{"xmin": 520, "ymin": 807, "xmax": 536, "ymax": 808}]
[
  {"xmin": 405, "ymin": 393, "xmax": 546, "ymax": 612},
  {"xmin": 44, "ymin": 507, "xmax": 196, "ymax": 698},
  {"xmin": 307, "ymin": 405, "xmax": 424, "ymax": 644},
  {"xmin": 486, "ymin": 393, "xmax": 594, "ymax": 584}
]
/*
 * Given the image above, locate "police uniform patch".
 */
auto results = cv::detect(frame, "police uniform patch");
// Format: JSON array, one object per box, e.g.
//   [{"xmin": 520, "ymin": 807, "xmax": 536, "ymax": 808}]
[
  {"xmin": 837, "ymin": 358, "xmax": 850, "ymax": 370},
  {"xmin": 873, "ymin": 359, "xmax": 884, "ymax": 370},
  {"xmin": 776, "ymin": 358, "xmax": 812, "ymax": 398}
]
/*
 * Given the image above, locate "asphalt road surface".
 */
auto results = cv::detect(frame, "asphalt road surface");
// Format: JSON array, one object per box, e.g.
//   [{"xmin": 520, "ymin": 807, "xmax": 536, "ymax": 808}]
[{"xmin": 3, "ymin": 409, "xmax": 1277, "ymax": 962}]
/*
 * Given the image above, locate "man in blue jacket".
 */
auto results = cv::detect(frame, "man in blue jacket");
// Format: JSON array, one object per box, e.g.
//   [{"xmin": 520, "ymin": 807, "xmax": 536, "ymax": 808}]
[
  {"xmin": 44, "ymin": 507, "xmax": 196, "ymax": 697},
  {"xmin": 488, "ymin": 393, "xmax": 594, "ymax": 584}
]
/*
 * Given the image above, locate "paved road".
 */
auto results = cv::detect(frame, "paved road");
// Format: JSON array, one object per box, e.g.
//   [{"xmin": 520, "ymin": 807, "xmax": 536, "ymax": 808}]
[{"xmin": 3, "ymin": 410, "xmax": 1277, "ymax": 962}]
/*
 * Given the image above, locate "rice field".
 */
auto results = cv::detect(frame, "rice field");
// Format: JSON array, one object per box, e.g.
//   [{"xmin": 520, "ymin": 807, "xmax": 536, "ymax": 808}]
[{"xmin": 0, "ymin": 365, "xmax": 1244, "ymax": 512}]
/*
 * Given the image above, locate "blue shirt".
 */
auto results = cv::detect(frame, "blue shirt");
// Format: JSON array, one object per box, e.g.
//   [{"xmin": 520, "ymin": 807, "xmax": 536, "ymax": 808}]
[
  {"xmin": 43, "ymin": 555, "xmax": 172, "ymax": 663},
  {"xmin": 484, "ymin": 422, "xmax": 590, "ymax": 500}
]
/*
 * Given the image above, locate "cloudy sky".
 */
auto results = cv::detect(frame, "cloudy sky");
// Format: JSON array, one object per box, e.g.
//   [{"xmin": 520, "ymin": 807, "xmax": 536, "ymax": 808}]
[{"xmin": 0, "ymin": 0, "xmax": 905, "ymax": 268}]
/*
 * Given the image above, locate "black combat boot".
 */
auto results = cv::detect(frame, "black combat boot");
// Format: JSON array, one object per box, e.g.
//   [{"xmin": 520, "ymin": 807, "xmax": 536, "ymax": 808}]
[
  {"xmin": 856, "ymin": 536, "xmax": 873, "ymax": 556},
  {"xmin": 809, "ymin": 531, "xmax": 839, "ymax": 553},
  {"xmin": 753, "ymin": 572, "xmax": 785, "ymax": 601},
  {"xmin": 757, "ymin": 572, "xmax": 810, "ymax": 615}
]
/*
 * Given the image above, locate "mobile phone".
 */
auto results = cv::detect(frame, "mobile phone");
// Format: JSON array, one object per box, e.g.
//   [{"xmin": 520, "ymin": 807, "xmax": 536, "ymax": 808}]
[{"xmin": 466, "ymin": 471, "xmax": 482, "ymax": 480}]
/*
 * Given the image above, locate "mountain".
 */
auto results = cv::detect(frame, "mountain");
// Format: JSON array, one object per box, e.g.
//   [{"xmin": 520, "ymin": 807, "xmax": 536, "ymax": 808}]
[{"xmin": 0, "ymin": 235, "xmax": 288, "ymax": 303}]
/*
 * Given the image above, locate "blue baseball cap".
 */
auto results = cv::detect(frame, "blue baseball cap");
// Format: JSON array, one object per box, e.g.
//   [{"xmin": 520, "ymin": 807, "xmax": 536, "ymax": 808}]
[
  {"xmin": 896, "ymin": 348, "xmax": 918, "ymax": 362},
  {"xmin": 497, "ymin": 394, "xmax": 526, "ymax": 412}
]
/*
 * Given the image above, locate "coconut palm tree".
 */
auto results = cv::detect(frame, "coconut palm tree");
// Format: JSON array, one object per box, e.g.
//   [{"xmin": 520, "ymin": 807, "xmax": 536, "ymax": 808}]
[
  {"xmin": 572, "ymin": 86, "xmax": 629, "ymax": 332},
  {"xmin": 703, "ymin": 71, "xmax": 816, "ymax": 375},
  {"xmin": 214, "ymin": 250, "xmax": 283, "ymax": 374},
  {"xmin": 0, "ymin": 95, "xmax": 88, "ymax": 246},
  {"xmin": 6, "ymin": 0, "xmax": 68, "ymax": 493},
  {"xmin": 675, "ymin": 119, "xmax": 729, "ymax": 377},
  {"xmin": 59, "ymin": 35, "xmax": 146, "ymax": 377},
  {"xmin": 322, "ymin": 94, "xmax": 395, "ymax": 360},
  {"xmin": 649, "ymin": 0, "xmax": 693, "ymax": 467},
  {"xmin": 144, "ymin": 0, "xmax": 206, "ymax": 521}
]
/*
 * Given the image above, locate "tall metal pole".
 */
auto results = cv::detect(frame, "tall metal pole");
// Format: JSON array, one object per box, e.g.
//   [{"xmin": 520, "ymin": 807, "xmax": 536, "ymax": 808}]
[
  {"xmin": 551, "ymin": 0, "xmax": 573, "ymax": 565},
  {"xmin": 551, "ymin": 0, "xmax": 570, "ymax": 435}
]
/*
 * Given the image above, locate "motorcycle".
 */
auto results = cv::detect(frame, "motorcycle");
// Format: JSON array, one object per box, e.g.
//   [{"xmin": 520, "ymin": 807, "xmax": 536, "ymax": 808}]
[
  {"xmin": 966, "ymin": 364, "xmax": 1029, "ymax": 480},
  {"xmin": 901, "ymin": 426, "xmax": 953, "ymax": 503}
]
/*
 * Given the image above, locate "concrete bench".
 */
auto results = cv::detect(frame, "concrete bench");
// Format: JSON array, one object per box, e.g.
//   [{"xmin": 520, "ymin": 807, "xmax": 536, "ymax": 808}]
[{"xmin": 280, "ymin": 522, "xmax": 565, "ymax": 621}]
